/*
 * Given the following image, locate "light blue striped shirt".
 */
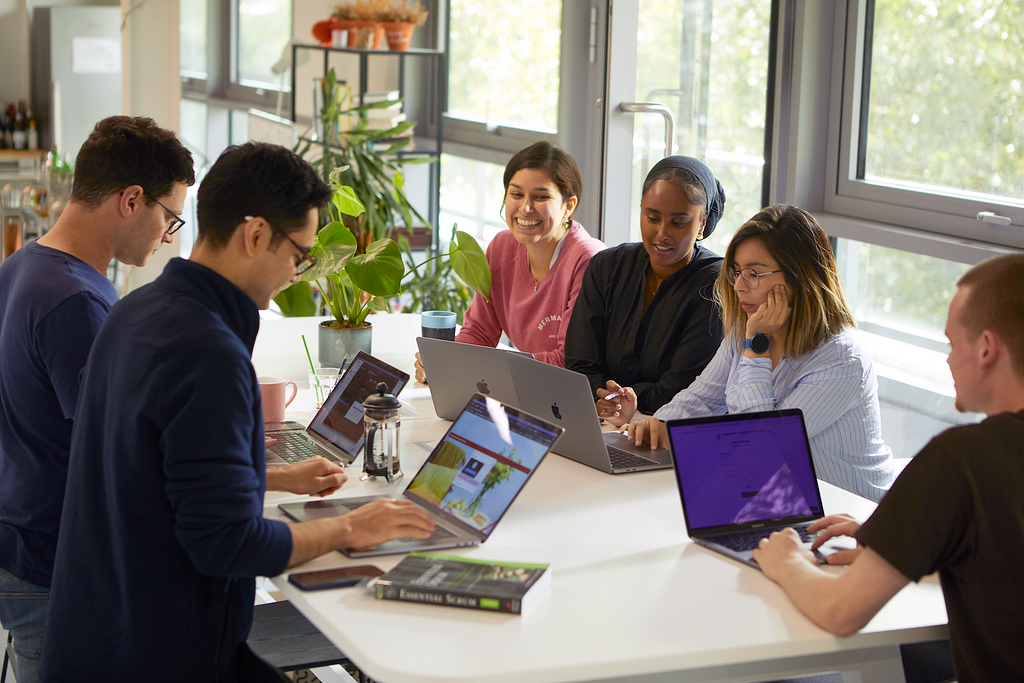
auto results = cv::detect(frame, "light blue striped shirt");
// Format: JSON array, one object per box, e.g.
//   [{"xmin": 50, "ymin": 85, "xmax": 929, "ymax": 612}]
[{"xmin": 654, "ymin": 328, "xmax": 894, "ymax": 502}]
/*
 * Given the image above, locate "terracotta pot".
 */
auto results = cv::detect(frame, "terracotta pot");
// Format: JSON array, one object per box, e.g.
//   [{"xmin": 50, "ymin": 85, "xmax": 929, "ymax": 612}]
[
  {"xmin": 332, "ymin": 18, "xmax": 358, "ymax": 45},
  {"xmin": 382, "ymin": 22, "xmax": 415, "ymax": 51},
  {"xmin": 347, "ymin": 20, "xmax": 384, "ymax": 49}
]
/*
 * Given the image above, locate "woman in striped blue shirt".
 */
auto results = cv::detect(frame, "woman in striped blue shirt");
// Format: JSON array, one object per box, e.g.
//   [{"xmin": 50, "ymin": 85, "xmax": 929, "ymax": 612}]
[{"xmin": 621, "ymin": 204, "xmax": 895, "ymax": 502}]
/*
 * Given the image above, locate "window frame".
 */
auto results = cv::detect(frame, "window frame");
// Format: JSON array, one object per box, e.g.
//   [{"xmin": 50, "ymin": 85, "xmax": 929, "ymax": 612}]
[
  {"xmin": 823, "ymin": 0, "xmax": 1024, "ymax": 252},
  {"xmin": 182, "ymin": 0, "xmax": 290, "ymax": 112}
]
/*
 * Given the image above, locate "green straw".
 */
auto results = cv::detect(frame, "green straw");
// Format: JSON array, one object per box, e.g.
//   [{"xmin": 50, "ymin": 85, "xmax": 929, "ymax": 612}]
[
  {"xmin": 301, "ymin": 334, "xmax": 317, "ymax": 375},
  {"xmin": 301, "ymin": 334, "xmax": 324, "ymax": 407}
]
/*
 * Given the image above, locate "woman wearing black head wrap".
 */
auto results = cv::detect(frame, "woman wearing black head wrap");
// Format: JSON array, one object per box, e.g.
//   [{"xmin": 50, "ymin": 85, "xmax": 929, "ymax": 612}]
[{"xmin": 564, "ymin": 156, "xmax": 726, "ymax": 423}]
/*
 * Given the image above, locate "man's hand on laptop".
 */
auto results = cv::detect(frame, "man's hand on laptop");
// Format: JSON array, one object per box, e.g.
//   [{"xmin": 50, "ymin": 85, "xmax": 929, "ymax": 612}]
[
  {"xmin": 266, "ymin": 456, "xmax": 348, "ymax": 497},
  {"xmin": 339, "ymin": 499, "xmax": 436, "ymax": 550},
  {"xmin": 751, "ymin": 528, "xmax": 817, "ymax": 579},
  {"xmin": 808, "ymin": 514, "xmax": 863, "ymax": 565},
  {"xmin": 597, "ymin": 381, "xmax": 637, "ymax": 427},
  {"xmin": 620, "ymin": 417, "xmax": 668, "ymax": 450}
]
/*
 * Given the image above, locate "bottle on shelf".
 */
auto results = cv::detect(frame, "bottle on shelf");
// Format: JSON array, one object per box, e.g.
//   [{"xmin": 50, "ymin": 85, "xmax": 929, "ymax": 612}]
[
  {"xmin": 2, "ymin": 105, "xmax": 14, "ymax": 149},
  {"xmin": 28, "ymin": 119, "xmax": 39, "ymax": 151},
  {"xmin": 12, "ymin": 101, "xmax": 27, "ymax": 151}
]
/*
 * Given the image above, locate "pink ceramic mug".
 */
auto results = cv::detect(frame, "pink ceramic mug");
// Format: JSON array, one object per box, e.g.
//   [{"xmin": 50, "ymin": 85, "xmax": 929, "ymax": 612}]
[{"xmin": 259, "ymin": 376, "xmax": 297, "ymax": 423}]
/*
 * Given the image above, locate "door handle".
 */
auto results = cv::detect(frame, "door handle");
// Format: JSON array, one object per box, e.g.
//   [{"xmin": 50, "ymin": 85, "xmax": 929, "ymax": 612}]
[{"xmin": 617, "ymin": 102, "xmax": 675, "ymax": 157}]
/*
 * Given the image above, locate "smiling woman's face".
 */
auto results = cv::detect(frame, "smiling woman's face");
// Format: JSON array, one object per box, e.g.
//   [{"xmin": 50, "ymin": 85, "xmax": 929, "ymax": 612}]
[
  {"xmin": 640, "ymin": 178, "xmax": 706, "ymax": 278},
  {"xmin": 503, "ymin": 168, "xmax": 575, "ymax": 247}
]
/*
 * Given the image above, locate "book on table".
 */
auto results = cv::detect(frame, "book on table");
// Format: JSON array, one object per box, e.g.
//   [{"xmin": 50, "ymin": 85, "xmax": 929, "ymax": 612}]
[{"xmin": 373, "ymin": 552, "xmax": 550, "ymax": 615}]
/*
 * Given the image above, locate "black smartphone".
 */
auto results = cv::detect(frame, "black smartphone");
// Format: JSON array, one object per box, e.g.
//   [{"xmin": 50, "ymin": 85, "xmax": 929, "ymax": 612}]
[{"xmin": 288, "ymin": 565, "xmax": 385, "ymax": 591}]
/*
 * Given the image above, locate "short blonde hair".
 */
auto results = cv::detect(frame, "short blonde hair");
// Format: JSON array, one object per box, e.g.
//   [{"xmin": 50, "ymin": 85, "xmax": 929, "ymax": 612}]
[
  {"xmin": 715, "ymin": 204, "xmax": 855, "ymax": 358},
  {"xmin": 957, "ymin": 254, "xmax": 1024, "ymax": 379}
]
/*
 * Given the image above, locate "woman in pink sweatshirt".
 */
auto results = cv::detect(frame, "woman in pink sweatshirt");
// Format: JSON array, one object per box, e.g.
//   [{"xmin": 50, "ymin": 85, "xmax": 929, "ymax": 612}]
[{"xmin": 416, "ymin": 141, "xmax": 605, "ymax": 381}]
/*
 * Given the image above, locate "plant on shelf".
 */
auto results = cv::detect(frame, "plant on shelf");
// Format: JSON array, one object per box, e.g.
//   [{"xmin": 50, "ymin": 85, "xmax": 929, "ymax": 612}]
[
  {"xmin": 377, "ymin": 0, "xmax": 428, "ymax": 24},
  {"xmin": 279, "ymin": 67, "xmax": 486, "ymax": 330},
  {"xmin": 296, "ymin": 67, "xmax": 425, "ymax": 249}
]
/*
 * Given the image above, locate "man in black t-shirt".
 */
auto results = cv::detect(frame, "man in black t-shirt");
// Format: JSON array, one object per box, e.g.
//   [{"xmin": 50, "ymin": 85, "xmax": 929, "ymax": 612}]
[{"xmin": 753, "ymin": 253, "xmax": 1024, "ymax": 683}]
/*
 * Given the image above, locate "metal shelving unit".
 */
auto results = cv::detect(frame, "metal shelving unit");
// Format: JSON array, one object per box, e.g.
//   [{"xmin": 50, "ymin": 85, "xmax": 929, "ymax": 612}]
[{"xmin": 289, "ymin": 43, "xmax": 445, "ymax": 251}]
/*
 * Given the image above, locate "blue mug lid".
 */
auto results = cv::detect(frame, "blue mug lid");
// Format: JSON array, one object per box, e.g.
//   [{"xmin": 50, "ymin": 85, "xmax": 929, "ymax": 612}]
[{"xmin": 421, "ymin": 310, "xmax": 456, "ymax": 329}]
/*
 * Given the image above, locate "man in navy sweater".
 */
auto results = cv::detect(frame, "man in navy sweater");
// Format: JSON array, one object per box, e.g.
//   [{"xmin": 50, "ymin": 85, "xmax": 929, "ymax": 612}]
[
  {"xmin": 0, "ymin": 116, "xmax": 194, "ymax": 683},
  {"xmin": 40, "ymin": 142, "xmax": 435, "ymax": 681}
]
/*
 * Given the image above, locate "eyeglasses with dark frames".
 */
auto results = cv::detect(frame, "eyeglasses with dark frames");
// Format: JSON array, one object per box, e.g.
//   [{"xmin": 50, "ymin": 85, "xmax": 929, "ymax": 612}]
[
  {"xmin": 143, "ymin": 192, "xmax": 186, "ymax": 235},
  {"xmin": 725, "ymin": 267, "xmax": 785, "ymax": 290},
  {"xmin": 244, "ymin": 215, "xmax": 317, "ymax": 276}
]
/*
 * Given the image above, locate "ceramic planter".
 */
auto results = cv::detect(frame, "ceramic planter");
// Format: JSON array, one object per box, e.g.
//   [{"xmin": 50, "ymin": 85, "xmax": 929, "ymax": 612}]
[
  {"xmin": 382, "ymin": 22, "xmax": 415, "ymax": 51},
  {"xmin": 318, "ymin": 321, "xmax": 372, "ymax": 367}
]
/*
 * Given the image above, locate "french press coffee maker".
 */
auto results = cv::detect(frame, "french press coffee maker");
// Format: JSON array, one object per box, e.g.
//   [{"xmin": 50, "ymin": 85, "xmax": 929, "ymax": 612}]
[{"xmin": 361, "ymin": 382, "xmax": 403, "ymax": 481}]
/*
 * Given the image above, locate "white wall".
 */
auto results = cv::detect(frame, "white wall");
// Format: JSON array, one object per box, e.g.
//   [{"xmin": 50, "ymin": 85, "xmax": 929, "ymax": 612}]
[{"xmin": 0, "ymin": 0, "xmax": 118, "ymax": 106}]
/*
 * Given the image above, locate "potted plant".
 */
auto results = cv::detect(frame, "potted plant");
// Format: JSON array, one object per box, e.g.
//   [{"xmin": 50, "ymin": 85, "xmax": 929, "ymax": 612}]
[
  {"xmin": 332, "ymin": 0, "xmax": 387, "ymax": 49},
  {"xmin": 283, "ymin": 169, "xmax": 490, "ymax": 366},
  {"xmin": 378, "ymin": 0, "xmax": 429, "ymax": 51}
]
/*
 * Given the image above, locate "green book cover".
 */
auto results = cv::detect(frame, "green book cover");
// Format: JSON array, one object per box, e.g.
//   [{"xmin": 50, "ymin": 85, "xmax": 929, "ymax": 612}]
[{"xmin": 374, "ymin": 552, "xmax": 550, "ymax": 615}]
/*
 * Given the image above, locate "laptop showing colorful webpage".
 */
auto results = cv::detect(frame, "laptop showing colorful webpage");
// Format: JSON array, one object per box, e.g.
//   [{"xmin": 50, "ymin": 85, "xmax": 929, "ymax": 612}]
[
  {"xmin": 278, "ymin": 393, "xmax": 564, "ymax": 557},
  {"xmin": 665, "ymin": 409, "xmax": 828, "ymax": 569}
]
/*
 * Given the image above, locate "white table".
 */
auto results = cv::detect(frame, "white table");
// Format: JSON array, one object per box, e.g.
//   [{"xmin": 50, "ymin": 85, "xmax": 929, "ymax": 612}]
[{"xmin": 254, "ymin": 315, "xmax": 949, "ymax": 683}]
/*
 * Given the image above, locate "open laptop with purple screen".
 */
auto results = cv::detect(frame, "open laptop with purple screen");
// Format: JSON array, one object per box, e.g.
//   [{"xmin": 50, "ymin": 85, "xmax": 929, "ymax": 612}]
[{"xmin": 666, "ymin": 409, "xmax": 830, "ymax": 570}]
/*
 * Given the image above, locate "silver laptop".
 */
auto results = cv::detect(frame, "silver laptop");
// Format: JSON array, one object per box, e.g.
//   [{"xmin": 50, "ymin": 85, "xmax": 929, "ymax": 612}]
[
  {"xmin": 666, "ymin": 409, "xmax": 840, "ymax": 569},
  {"xmin": 506, "ymin": 354, "xmax": 673, "ymax": 474},
  {"xmin": 416, "ymin": 337, "xmax": 531, "ymax": 421},
  {"xmin": 265, "ymin": 351, "xmax": 409, "ymax": 467},
  {"xmin": 279, "ymin": 393, "xmax": 563, "ymax": 557}
]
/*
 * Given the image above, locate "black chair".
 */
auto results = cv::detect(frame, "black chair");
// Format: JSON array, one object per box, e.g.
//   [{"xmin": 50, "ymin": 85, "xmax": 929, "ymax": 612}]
[
  {"xmin": 1, "ymin": 632, "xmax": 11, "ymax": 683},
  {"xmin": 247, "ymin": 601, "xmax": 350, "ymax": 673}
]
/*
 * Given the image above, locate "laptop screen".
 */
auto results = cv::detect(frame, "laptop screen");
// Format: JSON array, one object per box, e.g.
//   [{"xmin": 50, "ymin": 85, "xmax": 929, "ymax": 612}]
[
  {"xmin": 307, "ymin": 352, "xmax": 409, "ymax": 455},
  {"xmin": 404, "ymin": 394, "xmax": 562, "ymax": 537},
  {"xmin": 667, "ymin": 411, "xmax": 823, "ymax": 532}
]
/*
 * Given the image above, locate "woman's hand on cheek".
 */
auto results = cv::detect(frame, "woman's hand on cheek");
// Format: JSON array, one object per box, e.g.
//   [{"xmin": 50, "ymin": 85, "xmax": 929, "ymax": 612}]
[{"xmin": 746, "ymin": 285, "xmax": 790, "ymax": 338}]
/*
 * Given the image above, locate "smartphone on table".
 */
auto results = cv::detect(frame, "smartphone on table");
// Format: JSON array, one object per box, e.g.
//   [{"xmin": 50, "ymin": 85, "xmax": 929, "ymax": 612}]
[{"xmin": 288, "ymin": 565, "xmax": 384, "ymax": 591}]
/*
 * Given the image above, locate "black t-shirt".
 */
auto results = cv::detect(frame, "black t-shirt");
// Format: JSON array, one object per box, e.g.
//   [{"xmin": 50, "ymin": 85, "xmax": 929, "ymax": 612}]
[
  {"xmin": 857, "ymin": 411, "xmax": 1024, "ymax": 682},
  {"xmin": 564, "ymin": 242, "xmax": 723, "ymax": 414}
]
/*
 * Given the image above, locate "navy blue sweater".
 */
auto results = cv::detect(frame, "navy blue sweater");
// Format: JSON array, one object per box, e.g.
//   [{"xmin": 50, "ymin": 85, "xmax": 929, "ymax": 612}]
[{"xmin": 42, "ymin": 258, "xmax": 292, "ymax": 682}]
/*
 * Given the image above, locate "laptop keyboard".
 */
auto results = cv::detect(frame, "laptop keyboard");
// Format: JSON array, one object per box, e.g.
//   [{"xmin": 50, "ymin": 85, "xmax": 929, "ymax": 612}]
[
  {"xmin": 401, "ymin": 525, "xmax": 457, "ymax": 543},
  {"xmin": 707, "ymin": 525, "xmax": 817, "ymax": 552},
  {"xmin": 268, "ymin": 432, "xmax": 343, "ymax": 464},
  {"xmin": 607, "ymin": 445, "xmax": 660, "ymax": 469},
  {"xmin": 328, "ymin": 499, "xmax": 458, "ymax": 543}
]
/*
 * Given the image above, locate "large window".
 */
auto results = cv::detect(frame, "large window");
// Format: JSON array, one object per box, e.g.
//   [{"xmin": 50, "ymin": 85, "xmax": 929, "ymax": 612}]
[
  {"xmin": 235, "ymin": 0, "xmax": 292, "ymax": 91},
  {"xmin": 181, "ymin": 0, "xmax": 292, "ymax": 107},
  {"xmin": 613, "ymin": 0, "xmax": 772, "ymax": 252},
  {"xmin": 827, "ymin": 0, "xmax": 1024, "ymax": 248},
  {"xmin": 447, "ymin": 0, "xmax": 561, "ymax": 133}
]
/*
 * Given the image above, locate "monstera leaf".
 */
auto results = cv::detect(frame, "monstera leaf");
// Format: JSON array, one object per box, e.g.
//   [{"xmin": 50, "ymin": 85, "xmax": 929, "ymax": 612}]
[{"xmin": 449, "ymin": 229, "xmax": 491, "ymax": 301}]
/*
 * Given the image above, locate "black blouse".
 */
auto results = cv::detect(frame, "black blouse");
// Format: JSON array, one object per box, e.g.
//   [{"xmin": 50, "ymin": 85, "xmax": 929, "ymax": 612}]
[{"xmin": 564, "ymin": 242, "xmax": 724, "ymax": 414}]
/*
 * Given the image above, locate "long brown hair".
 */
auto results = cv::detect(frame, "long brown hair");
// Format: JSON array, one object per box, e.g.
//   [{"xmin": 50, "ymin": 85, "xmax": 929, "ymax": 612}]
[{"xmin": 715, "ymin": 204, "xmax": 855, "ymax": 358}]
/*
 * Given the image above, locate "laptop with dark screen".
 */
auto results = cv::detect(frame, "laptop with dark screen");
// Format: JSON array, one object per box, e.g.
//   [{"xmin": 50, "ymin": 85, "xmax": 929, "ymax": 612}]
[
  {"xmin": 265, "ymin": 351, "xmax": 409, "ymax": 466},
  {"xmin": 666, "ymin": 409, "xmax": 832, "ymax": 570}
]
